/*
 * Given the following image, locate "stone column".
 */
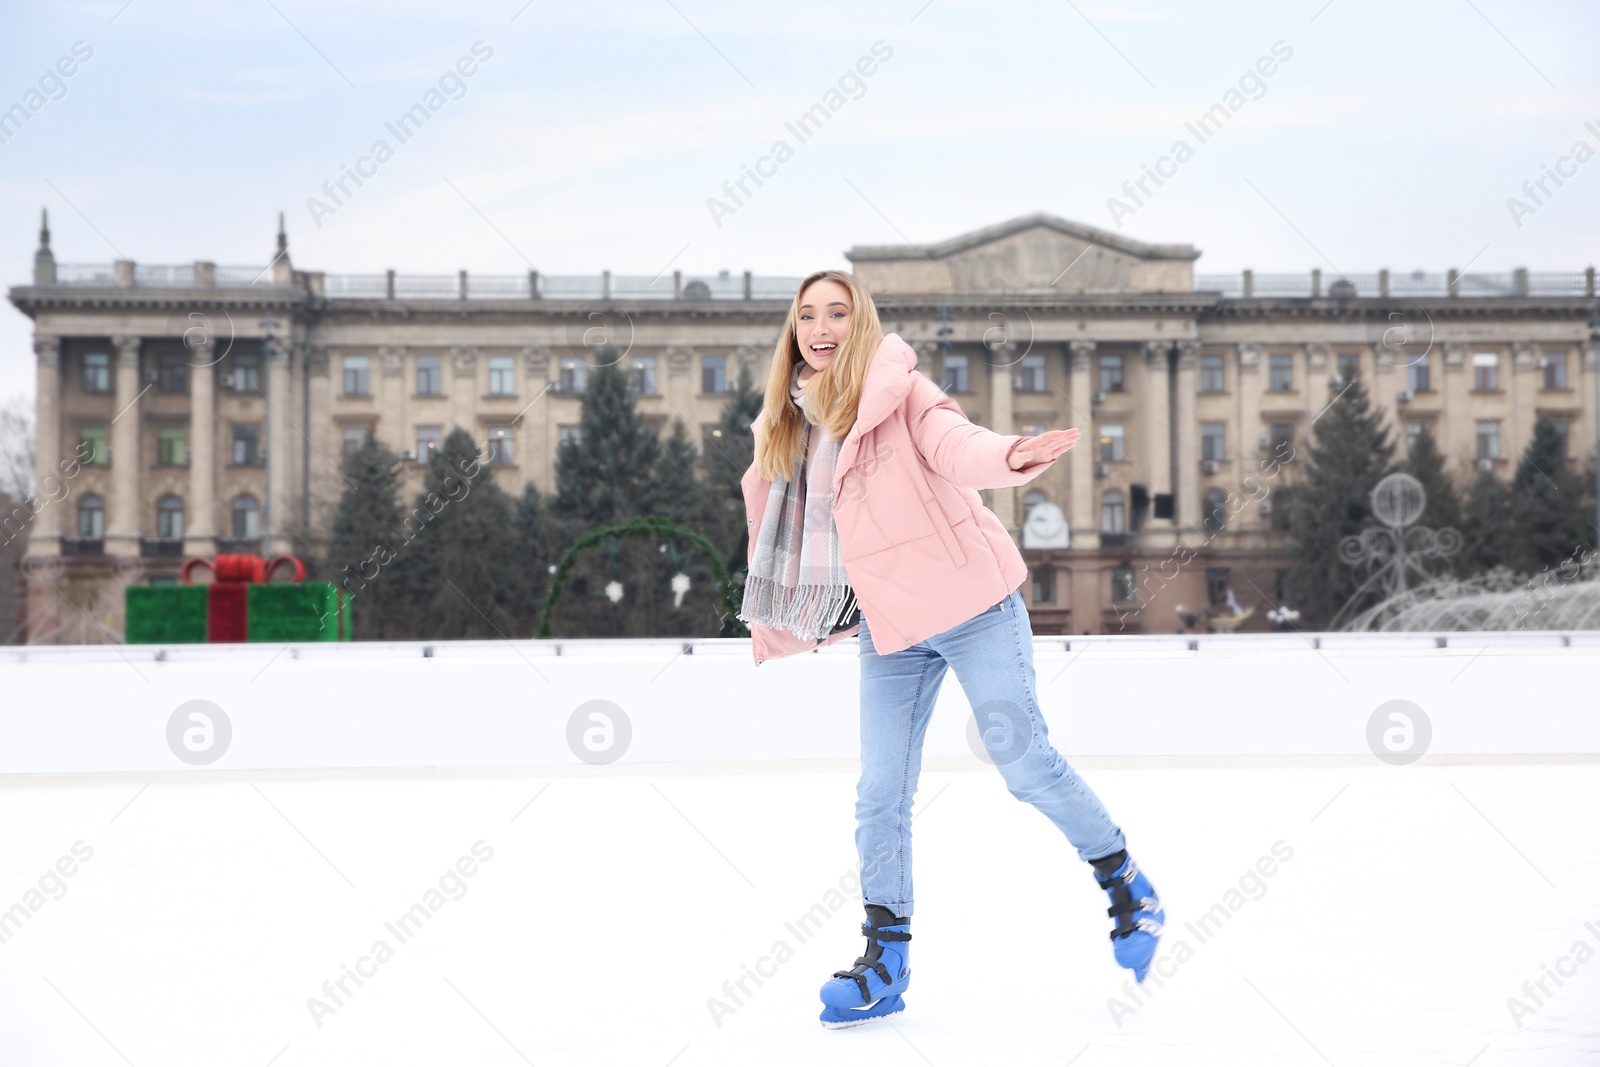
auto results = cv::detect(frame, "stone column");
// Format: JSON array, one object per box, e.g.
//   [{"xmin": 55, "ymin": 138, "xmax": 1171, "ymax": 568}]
[
  {"xmin": 523, "ymin": 346, "xmax": 550, "ymax": 486},
  {"xmin": 1511, "ymin": 341, "xmax": 1540, "ymax": 459},
  {"xmin": 1174, "ymin": 340, "xmax": 1201, "ymax": 538},
  {"xmin": 28, "ymin": 335, "xmax": 63, "ymax": 551},
  {"xmin": 665, "ymin": 345, "xmax": 696, "ymax": 468},
  {"xmin": 378, "ymin": 346, "xmax": 406, "ymax": 454},
  {"xmin": 1237, "ymin": 344, "xmax": 1265, "ymax": 530},
  {"xmin": 107, "ymin": 335, "xmax": 143, "ymax": 556},
  {"xmin": 988, "ymin": 342, "xmax": 1018, "ymax": 533},
  {"xmin": 266, "ymin": 337, "xmax": 292, "ymax": 553},
  {"xmin": 1441, "ymin": 343, "xmax": 1468, "ymax": 474},
  {"xmin": 1141, "ymin": 340, "xmax": 1173, "ymax": 543},
  {"xmin": 1067, "ymin": 341, "xmax": 1097, "ymax": 551},
  {"xmin": 184, "ymin": 339, "xmax": 217, "ymax": 556},
  {"xmin": 451, "ymin": 346, "xmax": 478, "ymax": 436}
]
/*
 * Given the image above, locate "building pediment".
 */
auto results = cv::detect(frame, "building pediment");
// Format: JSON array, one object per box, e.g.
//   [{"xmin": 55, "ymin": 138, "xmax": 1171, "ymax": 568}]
[{"xmin": 845, "ymin": 212, "xmax": 1199, "ymax": 296}]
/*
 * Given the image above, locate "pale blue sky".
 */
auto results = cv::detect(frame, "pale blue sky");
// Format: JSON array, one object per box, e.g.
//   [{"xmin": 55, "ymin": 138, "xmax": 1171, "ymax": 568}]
[{"xmin": 2, "ymin": 0, "xmax": 1597, "ymax": 402}]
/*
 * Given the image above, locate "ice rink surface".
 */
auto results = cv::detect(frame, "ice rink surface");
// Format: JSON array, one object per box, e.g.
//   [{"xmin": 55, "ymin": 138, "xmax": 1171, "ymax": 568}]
[{"xmin": 1, "ymin": 759, "xmax": 1596, "ymax": 1066}]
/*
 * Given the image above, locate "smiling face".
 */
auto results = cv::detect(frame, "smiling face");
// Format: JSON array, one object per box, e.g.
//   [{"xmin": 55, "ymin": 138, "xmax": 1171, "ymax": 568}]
[{"xmin": 794, "ymin": 277, "xmax": 853, "ymax": 381}]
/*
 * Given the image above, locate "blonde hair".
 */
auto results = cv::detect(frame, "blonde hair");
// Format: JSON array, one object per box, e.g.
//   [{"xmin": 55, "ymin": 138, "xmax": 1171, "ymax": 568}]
[{"xmin": 753, "ymin": 269, "xmax": 885, "ymax": 482}]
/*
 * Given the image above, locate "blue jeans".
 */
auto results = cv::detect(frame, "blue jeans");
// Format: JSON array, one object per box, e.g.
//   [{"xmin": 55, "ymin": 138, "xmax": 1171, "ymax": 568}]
[{"xmin": 855, "ymin": 587, "xmax": 1126, "ymax": 917}]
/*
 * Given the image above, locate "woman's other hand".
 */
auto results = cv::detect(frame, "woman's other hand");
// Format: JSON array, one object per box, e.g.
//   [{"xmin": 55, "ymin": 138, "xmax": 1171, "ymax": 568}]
[{"xmin": 1005, "ymin": 429, "xmax": 1080, "ymax": 470}]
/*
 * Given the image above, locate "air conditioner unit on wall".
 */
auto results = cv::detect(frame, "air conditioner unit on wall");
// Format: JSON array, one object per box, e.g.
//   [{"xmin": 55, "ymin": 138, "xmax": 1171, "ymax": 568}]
[
  {"xmin": 1397, "ymin": 389, "xmax": 1414, "ymax": 404},
  {"xmin": 220, "ymin": 373, "xmax": 235, "ymax": 388},
  {"xmin": 1091, "ymin": 391, "xmax": 1105, "ymax": 405},
  {"xmin": 1257, "ymin": 435, "xmax": 1272, "ymax": 449},
  {"xmin": 1478, "ymin": 458, "xmax": 1494, "ymax": 472},
  {"xmin": 1202, "ymin": 460, "xmax": 1220, "ymax": 475}
]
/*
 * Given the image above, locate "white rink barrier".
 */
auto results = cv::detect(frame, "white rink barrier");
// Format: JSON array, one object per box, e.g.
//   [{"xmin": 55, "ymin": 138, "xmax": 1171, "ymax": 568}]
[{"xmin": 1, "ymin": 631, "xmax": 1598, "ymax": 775}]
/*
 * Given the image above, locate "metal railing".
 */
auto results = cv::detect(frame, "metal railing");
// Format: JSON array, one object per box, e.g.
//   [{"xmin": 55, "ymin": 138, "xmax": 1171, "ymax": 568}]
[
  {"xmin": 1196, "ymin": 269, "xmax": 1595, "ymax": 299},
  {"xmin": 39, "ymin": 264, "xmax": 1595, "ymax": 300}
]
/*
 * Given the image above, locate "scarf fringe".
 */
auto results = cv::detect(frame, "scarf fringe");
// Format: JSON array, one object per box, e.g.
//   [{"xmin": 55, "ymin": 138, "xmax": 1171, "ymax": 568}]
[{"xmin": 738, "ymin": 576, "xmax": 857, "ymax": 639}]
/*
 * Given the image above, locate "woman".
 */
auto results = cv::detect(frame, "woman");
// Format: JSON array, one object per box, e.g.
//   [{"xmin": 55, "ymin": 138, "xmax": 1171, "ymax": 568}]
[{"xmin": 737, "ymin": 270, "xmax": 1163, "ymax": 1029}]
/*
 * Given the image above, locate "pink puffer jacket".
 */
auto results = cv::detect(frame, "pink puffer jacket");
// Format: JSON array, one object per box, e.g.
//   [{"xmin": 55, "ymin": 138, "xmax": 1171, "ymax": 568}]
[{"xmin": 740, "ymin": 332, "xmax": 1060, "ymax": 664}]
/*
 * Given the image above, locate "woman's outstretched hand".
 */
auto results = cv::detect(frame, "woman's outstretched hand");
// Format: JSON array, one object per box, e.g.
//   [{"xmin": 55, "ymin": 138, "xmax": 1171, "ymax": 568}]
[{"xmin": 1005, "ymin": 429, "xmax": 1081, "ymax": 470}]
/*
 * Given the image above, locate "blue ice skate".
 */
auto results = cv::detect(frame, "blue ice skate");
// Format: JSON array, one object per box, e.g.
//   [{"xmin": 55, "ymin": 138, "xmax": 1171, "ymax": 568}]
[
  {"xmin": 818, "ymin": 904, "xmax": 911, "ymax": 1029},
  {"xmin": 1092, "ymin": 851, "xmax": 1164, "ymax": 982}
]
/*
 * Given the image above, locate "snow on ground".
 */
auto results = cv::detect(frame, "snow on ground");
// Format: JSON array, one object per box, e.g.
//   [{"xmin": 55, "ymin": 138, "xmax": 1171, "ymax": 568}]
[{"xmin": 1, "ymin": 759, "xmax": 1596, "ymax": 1066}]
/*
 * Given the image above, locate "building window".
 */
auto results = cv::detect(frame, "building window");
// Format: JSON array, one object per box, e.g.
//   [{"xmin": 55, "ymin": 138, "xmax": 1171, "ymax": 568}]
[
  {"xmin": 1100, "ymin": 490, "xmax": 1126, "ymax": 533},
  {"xmin": 1099, "ymin": 423, "xmax": 1126, "ymax": 462},
  {"xmin": 342, "ymin": 426, "xmax": 368, "ymax": 457},
  {"xmin": 157, "ymin": 495, "xmax": 184, "ymax": 540},
  {"xmin": 1406, "ymin": 355, "xmax": 1431, "ymax": 392},
  {"xmin": 488, "ymin": 355, "xmax": 516, "ymax": 396},
  {"xmin": 942, "ymin": 353, "xmax": 969, "ymax": 393},
  {"xmin": 1268, "ymin": 354, "xmax": 1293, "ymax": 392},
  {"xmin": 157, "ymin": 425, "xmax": 187, "ymax": 466},
  {"xmin": 232, "ymin": 495, "xmax": 260, "ymax": 538},
  {"xmin": 1476, "ymin": 420, "xmax": 1500, "ymax": 461},
  {"xmin": 487, "ymin": 425, "xmax": 515, "ymax": 466},
  {"xmin": 1031, "ymin": 566, "xmax": 1055, "ymax": 604},
  {"xmin": 700, "ymin": 355, "xmax": 728, "ymax": 394},
  {"xmin": 1336, "ymin": 353, "xmax": 1360, "ymax": 383},
  {"xmin": 558, "ymin": 357, "xmax": 587, "ymax": 394},
  {"xmin": 82, "ymin": 351, "xmax": 111, "ymax": 394},
  {"xmin": 1017, "ymin": 354, "xmax": 1046, "ymax": 393},
  {"xmin": 78, "ymin": 494, "xmax": 105, "ymax": 538},
  {"xmin": 1202, "ymin": 488, "xmax": 1227, "ymax": 533},
  {"xmin": 1201, "ymin": 422, "xmax": 1226, "ymax": 462},
  {"xmin": 1405, "ymin": 420, "xmax": 1428, "ymax": 453},
  {"xmin": 156, "ymin": 351, "xmax": 187, "ymax": 393},
  {"xmin": 415, "ymin": 426, "xmax": 442, "ymax": 462},
  {"xmin": 1098, "ymin": 355, "xmax": 1124, "ymax": 393},
  {"xmin": 1206, "ymin": 566, "xmax": 1231, "ymax": 607},
  {"xmin": 343, "ymin": 355, "xmax": 370, "ymax": 396},
  {"xmin": 1543, "ymin": 352, "xmax": 1569, "ymax": 390},
  {"xmin": 1473, "ymin": 352, "xmax": 1499, "ymax": 391},
  {"xmin": 416, "ymin": 355, "xmax": 443, "ymax": 396},
  {"xmin": 1111, "ymin": 567, "xmax": 1136, "ymax": 605},
  {"xmin": 1269, "ymin": 422, "xmax": 1294, "ymax": 456},
  {"xmin": 232, "ymin": 352, "xmax": 260, "ymax": 393},
  {"xmin": 630, "ymin": 356, "xmax": 658, "ymax": 395},
  {"xmin": 558, "ymin": 425, "xmax": 582, "ymax": 446},
  {"xmin": 1200, "ymin": 354, "xmax": 1225, "ymax": 393},
  {"xmin": 232, "ymin": 424, "xmax": 260, "ymax": 465},
  {"xmin": 79, "ymin": 425, "xmax": 108, "ymax": 465}
]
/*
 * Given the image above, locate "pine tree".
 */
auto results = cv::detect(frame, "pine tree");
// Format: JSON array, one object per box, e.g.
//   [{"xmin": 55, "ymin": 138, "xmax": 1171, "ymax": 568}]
[
  {"xmin": 511, "ymin": 482, "xmax": 561, "ymax": 632},
  {"xmin": 395, "ymin": 428, "xmax": 521, "ymax": 639},
  {"xmin": 326, "ymin": 437, "xmax": 407, "ymax": 639},
  {"xmin": 1458, "ymin": 468, "xmax": 1515, "ymax": 575},
  {"xmin": 1399, "ymin": 423, "xmax": 1464, "ymax": 580},
  {"xmin": 1506, "ymin": 416, "xmax": 1594, "ymax": 577},
  {"xmin": 1401, "ymin": 424, "xmax": 1463, "ymax": 533},
  {"xmin": 649, "ymin": 419, "xmax": 714, "ymax": 529},
  {"xmin": 553, "ymin": 358, "xmax": 660, "ymax": 527},
  {"xmin": 1281, "ymin": 371, "xmax": 1396, "ymax": 627},
  {"xmin": 704, "ymin": 360, "xmax": 765, "ymax": 581}
]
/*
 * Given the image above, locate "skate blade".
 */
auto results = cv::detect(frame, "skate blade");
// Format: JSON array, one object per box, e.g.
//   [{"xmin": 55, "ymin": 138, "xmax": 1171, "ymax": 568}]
[{"xmin": 819, "ymin": 995, "xmax": 905, "ymax": 1030}]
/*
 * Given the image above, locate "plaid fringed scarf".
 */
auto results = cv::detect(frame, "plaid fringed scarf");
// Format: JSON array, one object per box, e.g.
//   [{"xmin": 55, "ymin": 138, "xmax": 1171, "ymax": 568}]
[{"xmin": 738, "ymin": 365, "xmax": 859, "ymax": 639}]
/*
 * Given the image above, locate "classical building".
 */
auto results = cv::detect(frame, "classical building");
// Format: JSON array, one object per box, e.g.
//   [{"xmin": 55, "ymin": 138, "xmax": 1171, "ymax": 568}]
[{"xmin": 8, "ymin": 210, "xmax": 1597, "ymax": 642}]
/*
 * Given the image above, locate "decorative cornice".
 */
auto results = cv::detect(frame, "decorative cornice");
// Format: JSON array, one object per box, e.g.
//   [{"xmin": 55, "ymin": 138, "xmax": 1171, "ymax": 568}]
[
  {"xmin": 665, "ymin": 345, "xmax": 693, "ymax": 374},
  {"xmin": 450, "ymin": 345, "xmax": 478, "ymax": 375},
  {"xmin": 846, "ymin": 211, "xmax": 1201, "ymax": 264},
  {"xmin": 379, "ymin": 345, "xmax": 406, "ymax": 375},
  {"xmin": 1444, "ymin": 342, "xmax": 1468, "ymax": 367},
  {"xmin": 1513, "ymin": 340, "xmax": 1540, "ymax": 370},
  {"xmin": 1237, "ymin": 342, "xmax": 1262, "ymax": 370},
  {"xmin": 1068, "ymin": 339, "xmax": 1096, "ymax": 371},
  {"xmin": 1305, "ymin": 343, "xmax": 1331, "ymax": 368},
  {"xmin": 522, "ymin": 345, "xmax": 550, "ymax": 377}
]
